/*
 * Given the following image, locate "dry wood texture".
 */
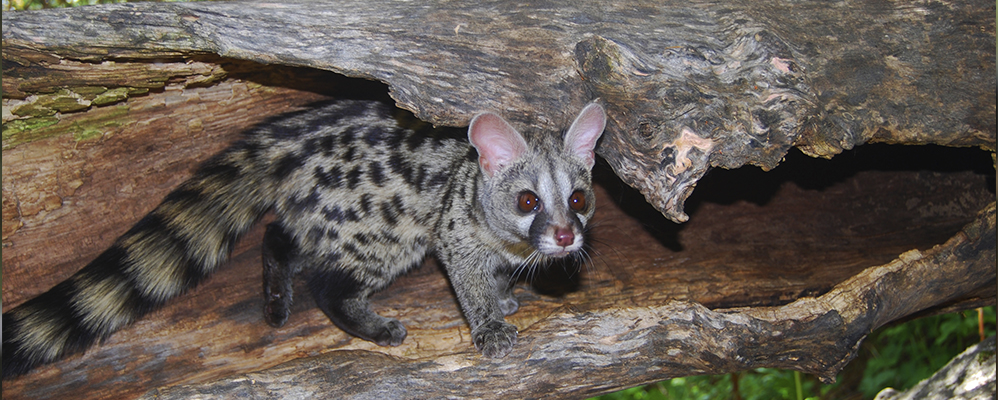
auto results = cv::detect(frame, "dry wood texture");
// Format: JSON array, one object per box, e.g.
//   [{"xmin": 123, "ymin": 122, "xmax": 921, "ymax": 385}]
[
  {"xmin": 2, "ymin": 0, "xmax": 995, "ymax": 398},
  {"xmin": 4, "ymin": 0, "xmax": 993, "ymax": 219}
]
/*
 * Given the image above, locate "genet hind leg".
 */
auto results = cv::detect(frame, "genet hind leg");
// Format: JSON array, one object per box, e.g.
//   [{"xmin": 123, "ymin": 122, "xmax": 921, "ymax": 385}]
[
  {"xmin": 307, "ymin": 267, "xmax": 407, "ymax": 346},
  {"xmin": 262, "ymin": 222, "xmax": 300, "ymax": 327}
]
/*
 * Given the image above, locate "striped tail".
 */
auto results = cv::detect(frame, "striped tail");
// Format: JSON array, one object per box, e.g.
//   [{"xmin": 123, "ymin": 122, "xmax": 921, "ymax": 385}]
[{"xmin": 3, "ymin": 140, "xmax": 276, "ymax": 379}]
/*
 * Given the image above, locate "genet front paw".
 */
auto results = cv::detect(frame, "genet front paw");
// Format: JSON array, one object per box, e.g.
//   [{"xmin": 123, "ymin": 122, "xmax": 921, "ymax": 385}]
[
  {"xmin": 472, "ymin": 320, "xmax": 518, "ymax": 358},
  {"xmin": 373, "ymin": 318, "xmax": 408, "ymax": 347},
  {"xmin": 264, "ymin": 297, "xmax": 291, "ymax": 327}
]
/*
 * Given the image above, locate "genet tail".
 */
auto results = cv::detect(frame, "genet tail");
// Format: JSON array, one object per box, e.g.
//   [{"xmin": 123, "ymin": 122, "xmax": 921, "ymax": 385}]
[{"xmin": 3, "ymin": 138, "xmax": 277, "ymax": 378}]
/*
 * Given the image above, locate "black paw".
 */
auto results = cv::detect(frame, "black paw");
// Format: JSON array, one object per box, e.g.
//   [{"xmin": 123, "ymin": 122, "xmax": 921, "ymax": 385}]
[
  {"xmin": 264, "ymin": 298, "xmax": 291, "ymax": 327},
  {"xmin": 472, "ymin": 320, "xmax": 518, "ymax": 358},
  {"xmin": 373, "ymin": 319, "xmax": 408, "ymax": 347}
]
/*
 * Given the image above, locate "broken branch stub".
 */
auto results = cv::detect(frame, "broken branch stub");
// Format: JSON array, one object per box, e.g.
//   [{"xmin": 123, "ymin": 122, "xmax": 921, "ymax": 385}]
[{"xmin": 577, "ymin": 35, "xmax": 814, "ymax": 222}]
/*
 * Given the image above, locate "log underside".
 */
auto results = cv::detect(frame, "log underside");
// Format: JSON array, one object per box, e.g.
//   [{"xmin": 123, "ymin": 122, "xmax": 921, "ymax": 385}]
[{"xmin": 1, "ymin": 0, "xmax": 995, "ymax": 398}]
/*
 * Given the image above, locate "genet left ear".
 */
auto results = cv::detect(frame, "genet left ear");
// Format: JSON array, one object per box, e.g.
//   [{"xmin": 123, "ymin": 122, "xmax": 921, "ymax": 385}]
[
  {"xmin": 468, "ymin": 112, "xmax": 528, "ymax": 177},
  {"xmin": 563, "ymin": 103, "xmax": 606, "ymax": 169}
]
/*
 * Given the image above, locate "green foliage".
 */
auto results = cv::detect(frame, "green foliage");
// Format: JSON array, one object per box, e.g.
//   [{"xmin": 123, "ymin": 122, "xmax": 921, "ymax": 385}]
[
  {"xmin": 4, "ymin": 0, "xmax": 122, "ymax": 10},
  {"xmin": 661, "ymin": 375, "xmax": 733, "ymax": 400},
  {"xmin": 594, "ymin": 375, "xmax": 734, "ymax": 400},
  {"xmin": 590, "ymin": 306, "xmax": 996, "ymax": 400},
  {"xmin": 738, "ymin": 370, "xmax": 820, "ymax": 400},
  {"xmin": 856, "ymin": 307, "xmax": 997, "ymax": 398},
  {"xmin": 3, "ymin": 0, "xmax": 195, "ymax": 11}
]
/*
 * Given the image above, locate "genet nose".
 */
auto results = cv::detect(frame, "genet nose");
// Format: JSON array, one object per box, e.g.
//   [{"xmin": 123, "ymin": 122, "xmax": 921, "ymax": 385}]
[{"xmin": 554, "ymin": 227, "xmax": 575, "ymax": 247}]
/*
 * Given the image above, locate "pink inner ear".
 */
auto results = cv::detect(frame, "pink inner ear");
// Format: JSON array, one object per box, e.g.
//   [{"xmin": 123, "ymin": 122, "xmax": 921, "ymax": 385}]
[
  {"xmin": 468, "ymin": 112, "xmax": 528, "ymax": 176},
  {"xmin": 564, "ymin": 103, "xmax": 606, "ymax": 168}
]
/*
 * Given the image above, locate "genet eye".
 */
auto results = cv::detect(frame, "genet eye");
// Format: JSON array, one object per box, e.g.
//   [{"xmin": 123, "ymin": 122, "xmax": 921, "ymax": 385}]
[
  {"xmin": 568, "ymin": 190, "xmax": 587, "ymax": 212},
  {"xmin": 517, "ymin": 191, "xmax": 541, "ymax": 213}
]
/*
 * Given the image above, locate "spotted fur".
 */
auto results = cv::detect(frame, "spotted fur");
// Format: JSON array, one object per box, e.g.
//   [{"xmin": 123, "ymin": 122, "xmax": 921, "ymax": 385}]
[{"xmin": 2, "ymin": 100, "xmax": 606, "ymax": 378}]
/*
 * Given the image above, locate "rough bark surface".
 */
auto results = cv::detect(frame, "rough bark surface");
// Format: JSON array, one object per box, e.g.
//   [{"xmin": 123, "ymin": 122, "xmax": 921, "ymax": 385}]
[
  {"xmin": 874, "ymin": 336, "xmax": 995, "ymax": 400},
  {"xmin": 139, "ymin": 202, "xmax": 998, "ymax": 400},
  {"xmin": 3, "ymin": 0, "xmax": 993, "ymax": 219},
  {"xmin": 1, "ymin": 1, "xmax": 995, "ymax": 399}
]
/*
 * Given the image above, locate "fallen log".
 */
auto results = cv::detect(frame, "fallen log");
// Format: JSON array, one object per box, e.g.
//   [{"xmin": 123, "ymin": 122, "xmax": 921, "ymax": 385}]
[{"xmin": 2, "ymin": 1, "xmax": 994, "ymax": 398}]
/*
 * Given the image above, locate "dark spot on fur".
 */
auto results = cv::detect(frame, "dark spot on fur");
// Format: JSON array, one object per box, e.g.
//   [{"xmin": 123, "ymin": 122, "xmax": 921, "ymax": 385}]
[
  {"xmin": 318, "ymin": 135, "xmax": 337, "ymax": 156},
  {"xmin": 346, "ymin": 166, "xmax": 364, "ymax": 189},
  {"xmin": 405, "ymin": 132, "xmax": 427, "ymax": 151},
  {"xmin": 368, "ymin": 162, "xmax": 386, "ymax": 186},
  {"xmin": 345, "ymin": 208, "xmax": 360, "ymax": 222},
  {"xmin": 315, "ymin": 165, "xmax": 344, "ymax": 188},
  {"xmin": 364, "ymin": 126, "xmax": 387, "ymax": 146},
  {"xmin": 388, "ymin": 153, "xmax": 415, "ymax": 187},
  {"xmin": 287, "ymin": 189, "xmax": 322, "ymax": 214},
  {"xmin": 342, "ymin": 146, "xmax": 357, "ymax": 163},
  {"xmin": 380, "ymin": 202, "xmax": 399, "ymax": 226},
  {"xmin": 427, "ymin": 171, "xmax": 450, "ymax": 189},
  {"xmin": 360, "ymin": 194, "xmax": 373, "ymax": 214},
  {"xmin": 354, "ymin": 233, "xmax": 371, "ymax": 245},
  {"xmin": 322, "ymin": 206, "xmax": 348, "ymax": 223},
  {"xmin": 339, "ymin": 126, "xmax": 357, "ymax": 146},
  {"xmin": 274, "ymin": 153, "xmax": 305, "ymax": 180}
]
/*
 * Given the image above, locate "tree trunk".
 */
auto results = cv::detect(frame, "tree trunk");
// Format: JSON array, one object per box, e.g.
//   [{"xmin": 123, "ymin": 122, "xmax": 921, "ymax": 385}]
[{"xmin": 2, "ymin": 1, "xmax": 994, "ymax": 399}]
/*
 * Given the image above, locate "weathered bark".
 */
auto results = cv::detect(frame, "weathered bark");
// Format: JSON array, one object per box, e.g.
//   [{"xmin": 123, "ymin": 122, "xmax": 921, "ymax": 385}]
[
  {"xmin": 873, "ymin": 336, "xmax": 995, "ymax": 400},
  {"xmin": 136, "ymin": 202, "xmax": 996, "ymax": 399},
  {"xmin": 3, "ymin": 0, "xmax": 993, "ymax": 220},
  {"xmin": 2, "ymin": 0, "xmax": 995, "ymax": 399}
]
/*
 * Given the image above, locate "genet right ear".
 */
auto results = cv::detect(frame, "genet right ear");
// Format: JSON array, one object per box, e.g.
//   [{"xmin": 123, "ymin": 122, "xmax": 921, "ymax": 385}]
[{"xmin": 563, "ymin": 103, "xmax": 606, "ymax": 169}]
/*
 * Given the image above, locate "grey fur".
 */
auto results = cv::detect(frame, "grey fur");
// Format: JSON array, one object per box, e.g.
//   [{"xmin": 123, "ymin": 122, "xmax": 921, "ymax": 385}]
[{"xmin": 2, "ymin": 99, "xmax": 605, "ymax": 377}]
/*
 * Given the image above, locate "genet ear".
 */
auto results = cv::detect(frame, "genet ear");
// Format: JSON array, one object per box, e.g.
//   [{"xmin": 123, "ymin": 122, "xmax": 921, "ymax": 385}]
[
  {"xmin": 468, "ymin": 112, "xmax": 529, "ymax": 177},
  {"xmin": 564, "ymin": 103, "xmax": 606, "ymax": 169}
]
